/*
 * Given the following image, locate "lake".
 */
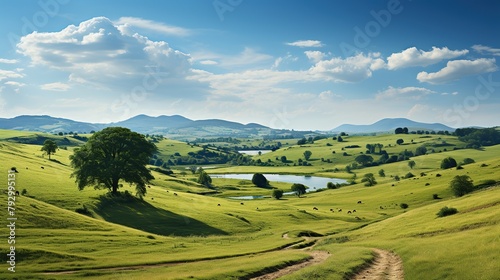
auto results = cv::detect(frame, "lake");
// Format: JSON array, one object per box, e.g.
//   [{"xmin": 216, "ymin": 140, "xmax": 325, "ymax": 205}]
[
  {"xmin": 211, "ymin": 173, "xmax": 347, "ymax": 199},
  {"xmin": 238, "ymin": 150, "xmax": 272, "ymax": 156}
]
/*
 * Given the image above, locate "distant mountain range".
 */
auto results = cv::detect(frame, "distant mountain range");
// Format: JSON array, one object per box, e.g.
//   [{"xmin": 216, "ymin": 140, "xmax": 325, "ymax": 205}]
[
  {"xmin": 0, "ymin": 115, "xmax": 457, "ymax": 138},
  {"xmin": 331, "ymin": 118, "xmax": 455, "ymax": 133},
  {"xmin": 0, "ymin": 115, "xmax": 300, "ymax": 139}
]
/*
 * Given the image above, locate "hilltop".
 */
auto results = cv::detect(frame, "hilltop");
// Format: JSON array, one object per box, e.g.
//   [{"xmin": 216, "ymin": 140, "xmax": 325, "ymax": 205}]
[{"xmin": 331, "ymin": 118, "xmax": 455, "ymax": 133}]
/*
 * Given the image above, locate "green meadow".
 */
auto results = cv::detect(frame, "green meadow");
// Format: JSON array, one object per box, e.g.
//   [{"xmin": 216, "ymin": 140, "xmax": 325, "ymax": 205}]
[{"xmin": 0, "ymin": 130, "xmax": 499, "ymax": 279}]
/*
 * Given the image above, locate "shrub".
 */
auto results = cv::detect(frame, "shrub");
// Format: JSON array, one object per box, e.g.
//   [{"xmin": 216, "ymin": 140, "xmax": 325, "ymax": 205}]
[
  {"xmin": 252, "ymin": 173, "xmax": 268, "ymax": 188},
  {"xmin": 326, "ymin": 182, "xmax": 337, "ymax": 189},
  {"xmin": 450, "ymin": 175, "xmax": 474, "ymax": 197},
  {"xmin": 440, "ymin": 157, "xmax": 457, "ymax": 169},
  {"xmin": 404, "ymin": 172, "xmax": 415, "ymax": 179},
  {"xmin": 272, "ymin": 189, "xmax": 284, "ymax": 199},
  {"xmin": 400, "ymin": 203, "xmax": 409, "ymax": 209},
  {"xmin": 75, "ymin": 205, "xmax": 93, "ymax": 217},
  {"xmin": 461, "ymin": 158, "xmax": 475, "ymax": 165},
  {"xmin": 433, "ymin": 194, "xmax": 440, "ymax": 199},
  {"xmin": 21, "ymin": 189, "xmax": 28, "ymax": 195},
  {"xmin": 437, "ymin": 206, "xmax": 458, "ymax": 217},
  {"xmin": 394, "ymin": 175, "xmax": 400, "ymax": 181}
]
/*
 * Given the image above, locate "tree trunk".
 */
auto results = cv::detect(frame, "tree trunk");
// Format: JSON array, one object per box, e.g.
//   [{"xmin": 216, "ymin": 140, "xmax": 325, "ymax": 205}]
[{"xmin": 112, "ymin": 178, "xmax": 119, "ymax": 193}]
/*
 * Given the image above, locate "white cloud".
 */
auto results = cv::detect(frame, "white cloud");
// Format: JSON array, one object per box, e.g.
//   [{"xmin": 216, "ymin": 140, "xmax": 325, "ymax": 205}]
[
  {"xmin": 472, "ymin": 45, "xmax": 500, "ymax": 56},
  {"xmin": 319, "ymin": 90, "xmax": 341, "ymax": 100},
  {"xmin": 17, "ymin": 17, "xmax": 193, "ymax": 91},
  {"xmin": 272, "ymin": 53, "xmax": 298, "ymax": 69},
  {"xmin": 309, "ymin": 53, "xmax": 385, "ymax": 83},
  {"xmin": 0, "ymin": 59, "xmax": 18, "ymax": 64},
  {"xmin": 387, "ymin": 46, "xmax": 468, "ymax": 70},
  {"xmin": 41, "ymin": 82, "xmax": 71, "ymax": 91},
  {"xmin": 417, "ymin": 58, "xmax": 498, "ymax": 84},
  {"xmin": 376, "ymin": 86, "xmax": 436, "ymax": 100},
  {"xmin": 286, "ymin": 40, "xmax": 323, "ymax": 48},
  {"xmin": 0, "ymin": 69, "xmax": 24, "ymax": 81},
  {"xmin": 199, "ymin": 60, "xmax": 218, "ymax": 65},
  {"xmin": 304, "ymin": 51, "xmax": 326, "ymax": 63},
  {"xmin": 114, "ymin": 17, "xmax": 190, "ymax": 36}
]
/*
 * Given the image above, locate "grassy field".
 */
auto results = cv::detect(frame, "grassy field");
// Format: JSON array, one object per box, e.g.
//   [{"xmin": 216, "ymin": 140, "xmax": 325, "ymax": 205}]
[{"xmin": 0, "ymin": 130, "xmax": 498, "ymax": 279}]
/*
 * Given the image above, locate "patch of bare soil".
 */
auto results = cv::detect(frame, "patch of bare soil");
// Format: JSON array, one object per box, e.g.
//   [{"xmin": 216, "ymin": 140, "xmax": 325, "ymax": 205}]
[
  {"xmin": 351, "ymin": 248, "xmax": 404, "ymax": 280},
  {"xmin": 250, "ymin": 250, "xmax": 330, "ymax": 280}
]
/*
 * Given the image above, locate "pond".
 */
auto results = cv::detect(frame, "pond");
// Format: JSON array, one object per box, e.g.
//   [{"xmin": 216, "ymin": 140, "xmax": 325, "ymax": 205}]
[
  {"xmin": 211, "ymin": 173, "xmax": 347, "ymax": 199},
  {"xmin": 237, "ymin": 150, "xmax": 272, "ymax": 156}
]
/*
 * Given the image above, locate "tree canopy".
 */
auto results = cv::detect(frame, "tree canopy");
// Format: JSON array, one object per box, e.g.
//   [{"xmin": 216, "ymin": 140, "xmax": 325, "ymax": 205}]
[
  {"xmin": 440, "ymin": 157, "xmax": 457, "ymax": 169},
  {"xmin": 41, "ymin": 139, "xmax": 58, "ymax": 159},
  {"xmin": 303, "ymin": 150, "xmax": 312, "ymax": 160},
  {"xmin": 450, "ymin": 175, "xmax": 474, "ymax": 197},
  {"xmin": 291, "ymin": 183, "xmax": 306, "ymax": 197},
  {"xmin": 70, "ymin": 127, "xmax": 157, "ymax": 198},
  {"xmin": 252, "ymin": 173, "xmax": 268, "ymax": 188},
  {"xmin": 355, "ymin": 154, "xmax": 373, "ymax": 166}
]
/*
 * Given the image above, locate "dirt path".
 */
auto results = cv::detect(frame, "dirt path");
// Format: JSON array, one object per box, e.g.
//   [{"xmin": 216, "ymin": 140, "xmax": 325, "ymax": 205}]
[
  {"xmin": 351, "ymin": 248, "xmax": 404, "ymax": 280},
  {"xmin": 250, "ymin": 250, "xmax": 330, "ymax": 280}
]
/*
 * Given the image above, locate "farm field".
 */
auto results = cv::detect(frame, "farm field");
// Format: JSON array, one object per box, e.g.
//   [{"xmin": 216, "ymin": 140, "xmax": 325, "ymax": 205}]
[{"xmin": 0, "ymin": 130, "xmax": 499, "ymax": 279}]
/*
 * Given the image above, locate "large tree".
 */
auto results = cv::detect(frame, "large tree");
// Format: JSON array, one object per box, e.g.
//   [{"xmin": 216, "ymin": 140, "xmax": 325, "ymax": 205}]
[
  {"xmin": 70, "ymin": 127, "xmax": 157, "ymax": 198},
  {"xmin": 355, "ymin": 154, "xmax": 373, "ymax": 166},
  {"xmin": 41, "ymin": 139, "xmax": 58, "ymax": 160},
  {"xmin": 252, "ymin": 173, "xmax": 268, "ymax": 188},
  {"xmin": 303, "ymin": 150, "xmax": 312, "ymax": 160}
]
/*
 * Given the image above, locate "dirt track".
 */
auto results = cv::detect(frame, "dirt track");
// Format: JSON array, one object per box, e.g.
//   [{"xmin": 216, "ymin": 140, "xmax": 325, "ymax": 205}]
[{"xmin": 351, "ymin": 248, "xmax": 404, "ymax": 280}]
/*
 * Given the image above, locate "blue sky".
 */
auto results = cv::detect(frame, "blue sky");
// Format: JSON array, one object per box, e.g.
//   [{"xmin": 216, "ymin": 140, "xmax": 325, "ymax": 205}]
[{"xmin": 1, "ymin": 0, "xmax": 499, "ymax": 130}]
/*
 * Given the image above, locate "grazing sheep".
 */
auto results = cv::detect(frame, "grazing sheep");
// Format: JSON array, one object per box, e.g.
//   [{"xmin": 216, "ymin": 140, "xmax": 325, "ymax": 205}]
[
  {"xmin": 357, "ymin": 200, "xmax": 362, "ymax": 204},
  {"xmin": 10, "ymin": 167, "xmax": 18, "ymax": 173},
  {"xmin": 313, "ymin": 207, "xmax": 318, "ymax": 210}
]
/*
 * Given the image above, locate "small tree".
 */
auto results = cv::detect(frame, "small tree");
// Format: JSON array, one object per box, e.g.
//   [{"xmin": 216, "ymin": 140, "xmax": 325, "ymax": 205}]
[
  {"xmin": 272, "ymin": 189, "xmax": 283, "ymax": 199},
  {"xmin": 450, "ymin": 175, "xmax": 474, "ymax": 197},
  {"xmin": 355, "ymin": 154, "xmax": 374, "ymax": 167},
  {"xmin": 441, "ymin": 157, "xmax": 457, "ymax": 169},
  {"xmin": 361, "ymin": 173, "xmax": 377, "ymax": 186},
  {"xmin": 396, "ymin": 138, "xmax": 404, "ymax": 145},
  {"xmin": 408, "ymin": 160, "xmax": 416, "ymax": 169},
  {"xmin": 303, "ymin": 150, "xmax": 312, "ymax": 161},
  {"xmin": 415, "ymin": 146, "xmax": 427, "ymax": 156},
  {"xmin": 326, "ymin": 182, "xmax": 337, "ymax": 189},
  {"xmin": 378, "ymin": 169, "xmax": 385, "ymax": 177},
  {"xmin": 41, "ymin": 139, "xmax": 58, "ymax": 160},
  {"xmin": 252, "ymin": 173, "xmax": 268, "ymax": 188},
  {"xmin": 197, "ymin": 170, "xmax": 212, "ymax": 187},
  {"xmin": 437, "ymin": 206, "xmax": 458, "ymax": 217},
  {"xmin": 291, "ymin": 183, "xmax": 306, "ymax": 197}
]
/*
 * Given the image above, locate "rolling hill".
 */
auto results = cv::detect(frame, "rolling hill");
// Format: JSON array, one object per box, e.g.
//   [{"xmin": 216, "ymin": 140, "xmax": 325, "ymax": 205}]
[{"xmin": 331, "ymin": 118, "xmax": 455, "ymax": 133}]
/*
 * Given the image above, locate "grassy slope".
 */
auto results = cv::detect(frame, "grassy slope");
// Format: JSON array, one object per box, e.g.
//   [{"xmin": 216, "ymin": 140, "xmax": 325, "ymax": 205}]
[{"xmin": 0, "ymin": 131, "xmax": 499, "ymax": 279}]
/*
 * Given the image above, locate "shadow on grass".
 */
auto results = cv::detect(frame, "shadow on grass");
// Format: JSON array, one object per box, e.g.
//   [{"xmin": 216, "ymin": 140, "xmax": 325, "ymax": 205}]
[{"xmin": 94, "ymin": 192, "xmax": 227, "ymax": 237}]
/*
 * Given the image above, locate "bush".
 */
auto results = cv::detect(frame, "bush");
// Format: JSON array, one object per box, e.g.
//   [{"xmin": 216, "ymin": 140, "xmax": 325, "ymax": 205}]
[
  {"xmin": 272, "ymin": 189, "xmax": 284, "ymax": 199},
  {"xmin": 461, "ymin": 158, "xmax": 475, "ymax": 165},
  {"xmin": 437, "ymin": 206, "xmax": 458, "ymax": 217},
  {"xmin": 404, "ymin": 172, "xmax": 415, "ymax": 179},
  {"xmin": 440, "ymin": 157, "xmax": 457, "ymax": 169},
  {"xmin": 400, "ymin": 203, "xmax": 409, "ymax": 209},
  {"xmin": 75, "ymin": 205, "xmax": 93, "ymax": 217},
  {"xmin": 450, "ymin": 175, "xmax": 474, "ymax": 197},
  {"xmin": 326, "ymin": 182, "xmax": 337, "ymax": 189},
  {"xmin": 21, "ymin": 189, "xmax": 28, "ymax": 195},
  {"xmin": 252, "ymin": 173, "xmax": 268, "ymax": 188}
]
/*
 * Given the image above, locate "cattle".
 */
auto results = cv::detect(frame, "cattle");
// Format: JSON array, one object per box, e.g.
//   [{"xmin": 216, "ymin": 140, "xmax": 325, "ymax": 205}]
[
  {"xmin": 151, "ymin": 197, "xmax": 154, "ymax": 200},
  {"xmin": 15, "ymin": 191, "xmax": 19, "ymax": 196},
  {"xmin": 338, "ymin": 209, "xmax": 342, "ymax": 212},
  {"xmin": 330, "ymin": 208, "xmax": 333, "ymax": 212},
  {"xmin": 357, "ymin": 200, "xmax": 362, "ymax": 204},
  {"xmin": 353, "ymin": 209, "xmax": 356, "ymax": 213},
  {"xmin": 240, "ymin": 202, "xmax": 244, "ymax": 205},
  {"xmin": 313, "ymin": 207, "xmax": 318, "ymax": 210},
  {"xmin": 217, "ymin": 204, "xmax": 221, "ymax": 206},
  {"xmin": 173, "ymin": 193, "xmax": 178, "ymax": 196},
  {"xmin": 147, "ymin": 185, "xmax": 151, "ymax": 188},
  {"xmin": 347, "ymin": 211, "xmax": 352, "ymax": 214},
  {"xmin": 10, "ymin": 167, "xmax": 18, "ymax": 173},
  {"xmin": 41, "ymin": 166, "xmax": 44, "ymax": 169}
]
